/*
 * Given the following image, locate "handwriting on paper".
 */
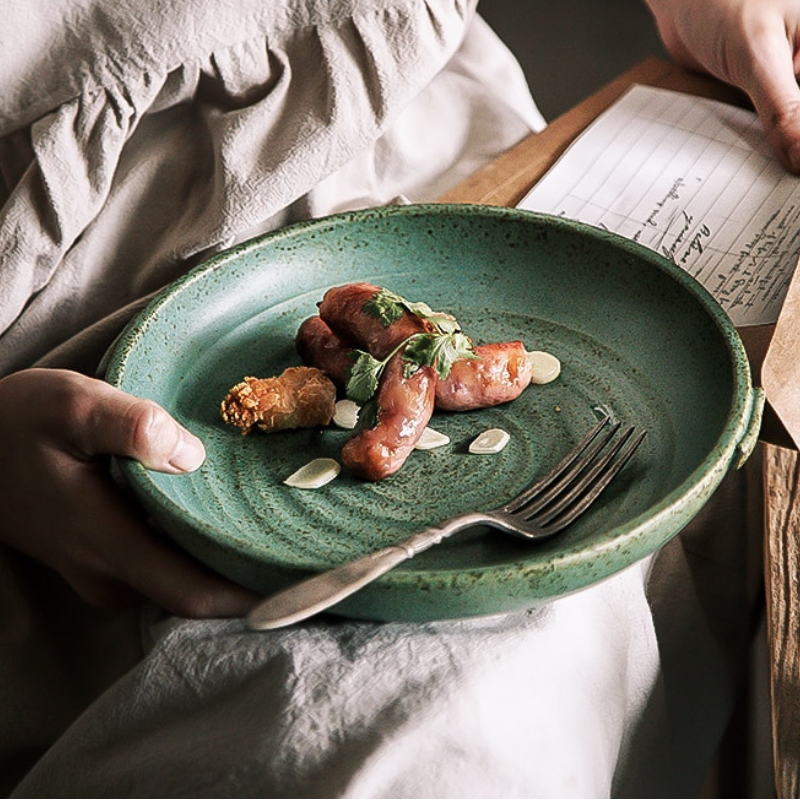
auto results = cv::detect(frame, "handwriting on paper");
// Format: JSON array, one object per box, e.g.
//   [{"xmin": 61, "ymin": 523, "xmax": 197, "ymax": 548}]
[{"xmin": 519, "ymin": 85, "xmax": 800, "ymax": 326}]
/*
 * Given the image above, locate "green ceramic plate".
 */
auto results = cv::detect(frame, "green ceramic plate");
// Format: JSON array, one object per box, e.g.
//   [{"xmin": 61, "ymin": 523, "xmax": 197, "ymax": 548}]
[{"xmin": 106, "ymin": 204, "xmax": 760, "ymax": 622}]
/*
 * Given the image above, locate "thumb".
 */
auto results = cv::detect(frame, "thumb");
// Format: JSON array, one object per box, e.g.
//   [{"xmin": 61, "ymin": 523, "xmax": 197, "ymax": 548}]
[{"xmin": 61, "ymin": 373, "xmax": 206, "ymax": 473}]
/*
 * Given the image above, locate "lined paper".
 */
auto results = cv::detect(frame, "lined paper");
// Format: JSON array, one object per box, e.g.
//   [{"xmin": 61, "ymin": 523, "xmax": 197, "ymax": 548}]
[{"xmin": 519, "ymin": 85, "xmax": 800, "ymax": 327}]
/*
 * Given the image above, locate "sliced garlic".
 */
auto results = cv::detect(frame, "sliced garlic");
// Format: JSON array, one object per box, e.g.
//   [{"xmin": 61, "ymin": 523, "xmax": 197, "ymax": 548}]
[
  {"xmin": 527, "ymin": 350, "xmax": 561, "ymax": 384},
  {"xmin": 415, "ymin": 426, "xmax": 451, "ymax": 450},
  {"xmin": 333, "ymin": 399, "xmax": 360, "ymax": 429},
  {"xmin": 283, "ymin": 458, "xmax": 341, "ymax": 489},
  {"xmin": 469, "ymin": 428, "xmax": 510, "ymax": 454}
]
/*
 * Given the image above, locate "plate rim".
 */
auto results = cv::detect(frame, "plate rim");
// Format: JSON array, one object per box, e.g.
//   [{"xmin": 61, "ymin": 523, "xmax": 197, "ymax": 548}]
[{"xmin": 105, "ymin": 203, "xmax": 756, "ymax": 607}]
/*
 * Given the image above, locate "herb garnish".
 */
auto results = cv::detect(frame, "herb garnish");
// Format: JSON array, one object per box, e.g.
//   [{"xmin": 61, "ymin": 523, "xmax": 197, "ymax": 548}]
[{"xmin": 345, "ymin": 288, "xmax": 476, "ymax": 405}]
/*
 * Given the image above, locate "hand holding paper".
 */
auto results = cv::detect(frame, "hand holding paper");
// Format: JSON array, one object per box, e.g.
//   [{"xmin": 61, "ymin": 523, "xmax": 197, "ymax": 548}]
[{"xmin": 645, "ymin": 0, "xmax": 800, "ymax": 172}]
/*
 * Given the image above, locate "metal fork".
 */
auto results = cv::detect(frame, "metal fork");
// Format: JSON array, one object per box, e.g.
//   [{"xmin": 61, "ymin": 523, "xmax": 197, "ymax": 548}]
[{"xmin": 247, "ymin": 414, "xmax": 646, "ymax": 630}]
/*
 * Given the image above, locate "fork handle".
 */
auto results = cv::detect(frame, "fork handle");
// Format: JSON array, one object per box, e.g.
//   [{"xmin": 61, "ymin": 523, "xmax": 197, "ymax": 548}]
[{"xmin": 246, "ymin": 514, "xmax": 486, "ymax": 630}]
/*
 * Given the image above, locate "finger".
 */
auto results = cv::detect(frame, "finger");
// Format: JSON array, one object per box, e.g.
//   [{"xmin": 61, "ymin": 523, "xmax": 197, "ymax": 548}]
[
  {"xmin": 56, "ymin": 373, "xmax": 206, "ymax": 473},
  {"xmin": 65, "ymin": 465, "xmax": 258, "ymax": 617},
  {"xmin": 739, "ymin": 25, "xmax": 800, "ymax": 172}
]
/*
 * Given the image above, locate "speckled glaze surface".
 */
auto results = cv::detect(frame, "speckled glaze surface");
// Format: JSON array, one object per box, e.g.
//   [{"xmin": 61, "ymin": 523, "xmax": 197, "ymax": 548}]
[{"xmin": 105, "ymin": 204, "xmax": 758, "ymax": 622}]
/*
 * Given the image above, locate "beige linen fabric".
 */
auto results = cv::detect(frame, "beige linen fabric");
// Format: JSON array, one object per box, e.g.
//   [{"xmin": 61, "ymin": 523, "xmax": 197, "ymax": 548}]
[{"xmin": 0, "ymin": 0, "xmax": 542, "ymax": 376}]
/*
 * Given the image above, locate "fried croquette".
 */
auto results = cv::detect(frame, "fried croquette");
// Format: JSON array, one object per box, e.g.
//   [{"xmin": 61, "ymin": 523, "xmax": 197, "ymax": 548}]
[{"xmin": 220, "ymin": 366, "xmax": 336, "ymax": 434}]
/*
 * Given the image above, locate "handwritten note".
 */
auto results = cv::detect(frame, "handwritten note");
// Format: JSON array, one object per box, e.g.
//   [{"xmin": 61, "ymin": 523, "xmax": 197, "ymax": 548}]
[{"xmin": 518, "ymin": 85, "xmax": 800, "ymax": 326}]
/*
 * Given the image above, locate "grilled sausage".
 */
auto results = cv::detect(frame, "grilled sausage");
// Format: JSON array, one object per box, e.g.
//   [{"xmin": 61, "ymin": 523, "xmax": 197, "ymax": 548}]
[
  {"xmin": 297, "ymin": 317, "xmax": 534, "ymax": 413},
  {"xmin": 340, "ymin": 353, "xmax": 435, "ymax": 481},
  {"xmin": 434, "ymin": 341, "xmax": 534, "ymax": 411},
  {"xmin": 295, "ymin": 316, "xmax": 353, "ymax": 389},
  {"xmin": 318, "ymin": 282, "xmax": 433, "ymax": 360}
]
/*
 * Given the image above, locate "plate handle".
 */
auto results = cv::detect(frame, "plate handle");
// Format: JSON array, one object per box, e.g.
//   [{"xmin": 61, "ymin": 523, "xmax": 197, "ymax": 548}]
[{"xmin": 736, "ymin": 385, "xmax": 765, "ymax": 468}]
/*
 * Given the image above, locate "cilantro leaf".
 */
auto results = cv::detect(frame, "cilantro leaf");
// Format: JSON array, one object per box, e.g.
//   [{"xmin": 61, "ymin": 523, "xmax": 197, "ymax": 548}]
[
  {"xmin": 402, "ymin": 299, "xmax": 436, "ymax": 319},
  {"xmin": 362, "ymin": 289, "xmax": 406, "ymax": 327},
  {"xmin": 358, "ymin": 398, "xmax": 380, "ymax": 430},
  {"xmin": 362, "ymin": 288, "xmax": 461, "ymax": 335},
  {"xmin": 346, "ymin": 350, "xmax": 384, "ymax": 404},
  {"xmin": 402, "ymin": 331, "xmax": 476, "ymax": 380},
  {"xmin": 428, "ymin": 314, "xmax": 460, "ymax": 334},
  {"xmin": 432, "ymin": 331, "xmax": 477, "ymax": 379}
]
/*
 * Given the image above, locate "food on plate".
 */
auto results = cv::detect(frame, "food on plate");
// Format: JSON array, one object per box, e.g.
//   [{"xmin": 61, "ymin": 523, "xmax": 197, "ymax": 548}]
[
  {"xmin": 527, "ymin": 350, "xmax": 562, "ymax": 384},
  {"xmin": 220, "ymin": 366, "xmax": 336, "ymax": 434},
  {"xmin": 434, "ymin": 341, "xmax": 536, "ymax": 411},
  {"xmin": 414, "ymin": 426, "xmax": 450, "ymax": 450},
  {"xmin": 222, "ymin": 283, "xmax": 561, "ymax": 482},
  {"xmin": 283, "ymin": 458, "xmax": 341, "ymax": 489},
  {"xmin": 340, "ymin": 351, "xmax": 436, "ymax": 481},
  {"xmin": 296, "ymin": 316, "xmax": 554, "ymax": 411},
  {"xmin": 295, "ymin": 316, "xmax": 353, "ymax": 390},
  {"xmin": 318, "ymin": 282, "xmax": 437, "ymax": 360},
  {"xmin": 332, "ymin": 398, "xmax": 360, "ymax": 429},
  {"xmin": 469, "ymin": 428, "xmax": 511, "ymax": 454},
  {"xmin": 328, "ymin": 284, "xmax": 474, "ymax": 480}
]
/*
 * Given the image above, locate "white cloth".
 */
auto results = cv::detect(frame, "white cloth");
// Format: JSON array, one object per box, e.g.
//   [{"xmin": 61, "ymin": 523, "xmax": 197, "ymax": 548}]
[
  {"xmin": 12, "ymin": 565, "xmax": 658, "ymax": 798},
  {"xmin": 0, "ymin": 0, "xmax": 543, "ymax": 376},
  {"xmin": 0, "ymin": 2, "xmax": 762, "ymax": 797},
  {"xmin": 7, "ymin": 458, "xmax": 763, "ymax": 798}
]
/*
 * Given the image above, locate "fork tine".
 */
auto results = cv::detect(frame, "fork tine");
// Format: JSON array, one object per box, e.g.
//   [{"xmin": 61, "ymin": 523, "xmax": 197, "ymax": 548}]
[
  {"xmin": 525, "ymin": 425, "xmax": 636, "ymax": 523},
  {"xmin": 531, "ymin": 427, "xmax": 647, "ymax": 534},
  {"xmin": 503, "ymin": 414, "xmax": 617, "ymax": 514}
]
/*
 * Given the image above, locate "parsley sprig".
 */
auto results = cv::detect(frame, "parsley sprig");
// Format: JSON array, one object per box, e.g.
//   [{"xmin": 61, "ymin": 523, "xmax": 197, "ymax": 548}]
[
  {"xmin": 345, "ymin": 289, "xmax": 476, "ymax": 405},
  {"xmin": 362, "ymin": 288, "xmax": 455, "ymax": 331}
]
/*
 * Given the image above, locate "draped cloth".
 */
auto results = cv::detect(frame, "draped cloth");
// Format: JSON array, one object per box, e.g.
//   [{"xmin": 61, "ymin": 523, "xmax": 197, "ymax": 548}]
[
  {"xmin": 0, "ymin": 2, "xmax": 763, "ymax": 796},
  {"xmin": 0, "ymin": 0, "xmax": 542, "ymax": 376}
]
